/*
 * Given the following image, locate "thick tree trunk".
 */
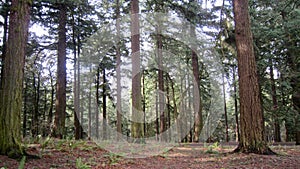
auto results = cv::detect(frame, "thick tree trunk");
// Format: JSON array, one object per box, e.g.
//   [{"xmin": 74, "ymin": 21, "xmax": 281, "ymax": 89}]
[
  {"xmin": 130, "ymin": 0, "xmax": 143, "ymax": 141},
  {"xmin": 190, "ymin": 2, "xmax": 203, "ymax": 144},
  {"xmin": 52, "ymin": 4, "xmax": 67, "ymax": 139},
  {"xmin": 0, "ymin": 0, "xmax": 31, "ymax": 157},
  {"xmin": 233, "ymin": 0, "xmax": 273, "ymax": 154}
]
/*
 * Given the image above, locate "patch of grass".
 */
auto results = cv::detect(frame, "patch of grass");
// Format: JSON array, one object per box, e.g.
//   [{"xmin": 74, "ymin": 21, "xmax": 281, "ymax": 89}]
[
  {"xmin": 104, "ymin": 152, "xmax": 121, "ymax": 165},
  {"xmin": 18, "ymin": 156, "xmax": 26, "ymax": 169},
  {"xmin": 76, "ymin": 158, "xmax": 91, "ymax": 169},
  {"xmin": 205, "ymin": 142, "xmax": 220, "ymax": 154}
]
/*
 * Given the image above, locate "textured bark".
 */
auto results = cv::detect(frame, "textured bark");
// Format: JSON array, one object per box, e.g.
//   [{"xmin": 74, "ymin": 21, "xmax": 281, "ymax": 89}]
[
  {"xmin": 190, "ymin": 24, "xmax": 203, "ymax": 143},
  {"xmin": 52, "ymin": 4, "xmax": 67, "ymax": 139},
  {"xmin": 0, "ymin": 0, "xmax": 32, "ymax": 157},
  {"xmin": 233, "ymin": 0, "xmax": 273, "ymax": 154},
  {"xmin": 130, "ymin": 0, "xmax": 143, "ymax": 141}
]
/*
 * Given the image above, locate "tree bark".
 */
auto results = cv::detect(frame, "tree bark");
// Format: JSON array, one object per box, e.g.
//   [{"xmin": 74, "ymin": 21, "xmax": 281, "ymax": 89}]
[
  {"xmin": 232, "ymin": 65, "xmax": 240, "ymax": 142},
  {"xmin": 130, "ymin": 0, "xmax": 143, "ymax": 141},
  {"xmin": 223, "ymin": 74, "xmax": 229, "ymax": 142},
  {"xmin": 102, "ymin": 68, "xmax": 107, "ymax": 140},
  {"xmin": 269, "ymin": 59, "xmax": 281, "ymax": 142},
  {"xmin": 233, "ymin": 0, "xmax": 273, "ymax": 154},
  {"xmin": 116, "ymin": 0, "xmax": 122, "ymax": 139},
  {"xmin": 0, "ymin": 0, "xmax": 9, "ymax": 85},
  {"xmin": 190, "ymin": 24, "xmax": 203, "ymax": 143},
  {"xmin": 0, "ymin": 0, "xmax": 32, "ymax": 157},
  {"xmin": 52, "ymin": 3, "xmax": 67, "ymax": 139}
]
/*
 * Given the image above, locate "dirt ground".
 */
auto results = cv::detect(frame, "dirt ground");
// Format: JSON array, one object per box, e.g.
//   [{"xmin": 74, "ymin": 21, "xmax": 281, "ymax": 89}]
[{"xmin": 0, "ymin": 140, "xmax": 299, "ymax": 169}]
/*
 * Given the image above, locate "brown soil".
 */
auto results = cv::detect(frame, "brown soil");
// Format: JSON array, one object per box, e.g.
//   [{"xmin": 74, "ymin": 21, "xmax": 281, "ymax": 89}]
[{"xmin": 0, "ymin": 140, "xmax": 299, "ymax": 169}]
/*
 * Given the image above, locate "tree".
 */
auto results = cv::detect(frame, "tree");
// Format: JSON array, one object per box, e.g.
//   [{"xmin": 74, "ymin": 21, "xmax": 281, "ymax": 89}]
[
  {"xmin": 116, "ymin": 0, "xmax": 122, "ymax": 139},
  {"xmin": 0, "ymin": 0, "xmax": 9, "ymax": 84},
  {"xmin": 130, "ymin": 0, "xmax": 143, "ymax": 141},
  {"xmin": 52, "ymin": 2, "xmax": 67, "ymax": 139},
  {"xmin": 0, "ymin": 0, "xmax": 32, "ymax": 157},
  {"xmin": 233, "ymin": 0, "xmax": 273, "ymax": 154}
]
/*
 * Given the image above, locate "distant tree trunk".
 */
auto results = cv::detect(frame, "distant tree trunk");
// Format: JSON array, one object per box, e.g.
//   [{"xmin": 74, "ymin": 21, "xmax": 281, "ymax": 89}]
[
  {"xmin": 232, "ymin": 65, "xmax": 240, "ymax": 142},
  {"xmin": 23, "ymin": 81, "xmax": 29, "ymax": 138},
  {"xmin": 166, "ymin": 77, "xmax": 171, "ymax": 141},
  {"xmin": 72, "ymin": 13, "xmax": 83, "ymax": 140},
  {"xmin": 280, "ymin": 6, "xmax": 300, "ymax": 145},
  {"xmin": 116, "ymin": 0, "xmax": 122, "ymax": 139},
  {"xmin": 288, "ymin": 46, "xmax": 300, "ymax": 145},
  {"xmin": 102, "ymin": 68, "xmax": 107, "ymax": 140},
  {"xmin": 269, "ymin": 59, "xmax": 281, "ymax": 142},
  {"xmin": 32, "ymin": 72, "xmax": 40, "ymax": 137},
  {"xmin": 52, "ymin": 3, "xmax": 67, "ymax": 139},
  {"xmin": 157, "ymin": 30, "xmax": 166, "ymax": 141},
  {"xmin": 233, "ymin": 0, "xmax": 273, "ymax": 154},
  {"xmin": 88, "ymin": 69, "xmax": 92, "ymax": 139},
  {"xmin": 0, "ymin": 0, "xmax": 31, "ymax": 157},
  {"xmin": 130, "ymin": 0, "xmax": 143, "ymax": 141},
  {"xmin": 48, "ymin": 68, "xmax": 54, "ymax": 133},
  {"xmin": 0, "ymin": 0, "xmax": 9, "ymax": 85},
  {"xmin": 95, "ymin": 67, "xmax": 100, "ymax": 139},
  {"xmin": 142, "ymin": 71, "xmax": 146, "ymax": 137},
  {"xmin": 190, "ymin": 3, "xmax": 203, "ymax": 144},
  {"xmin": 155, "ymin": 81, "xmax": 159, "ymax": 141},
  {"xmin": 222, "ymin": 74, "xmax": 229, "ymax": 142}
]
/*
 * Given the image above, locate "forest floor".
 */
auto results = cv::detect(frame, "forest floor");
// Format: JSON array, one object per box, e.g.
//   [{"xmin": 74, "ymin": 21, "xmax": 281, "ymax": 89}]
[{"xmin": 0, "ymin": 139, "xmax": 299, "ymax": 169}]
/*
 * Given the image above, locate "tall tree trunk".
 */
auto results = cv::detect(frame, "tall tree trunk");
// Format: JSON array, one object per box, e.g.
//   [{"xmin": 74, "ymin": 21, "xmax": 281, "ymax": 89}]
[
  {"xmin": 157, "ymin": 30, "xmax": 165, "ymax": 141},
  {"xmin": 116, "ymin": 0, "xmax": 122, "ymax": 139},
  {"xmin": 155, "ymin": 80, "xmax": 159, "ymax": 141},
  {"xmin": 102, "ymin": 68, "xmax": 107, "ymax": 140},
  {"xmin": 95, "ymin": 67, "xmax": 100, "ymax": 139},
  {"xmin": 48, "ymin": 68, "xmax": 54, "ymax": 134},
  {"xmin": 269, "ymin": 59, "xmax": 281, "ymax": 142},
  {"xmin": 88, "ymin": 68, "xmax": 92, "ymax": 139},
  {"xmin": 0, "ymin": 0, "xmax": 9, "ymax": 85},
  {"xmin": 281, "ymin": 12, "xmax": 300, "ymax": 146},
  {"xmin": 223, "ymin": 74, "xmax": 229, "ymax": 142},
  {"xmin": 190, "ymin": 1, "xmax": 203, "ymax": 144},
  {"xmin": 72, "ymin": 13, "xmax": 83, "ymax": 140},
  {"xmin": 142, "ymin": 71, "xmax": 146, "ymax": 137},
  {"xmin": 233, "ymin": 0, "xmax": 273, "ymax": 154},
  {"xmin": 32, "ymin": 72, "xmax": 40, "ymax": 137},
  {"xmin": 0, "ymin": 0, "xmax": 31, "ymax": 157},
  {"xmin": 23, "ymin": 81, "xmax": 28, "ymax": 138},
  {"xmin": 52, "ymin": 3, "xmax": 67, "ymax": 139},
  {"xmin": 130, "ymin": 0, "xmax": 143, "ymax": 141},
  {"xmin": 232, "ymin": 65, "xmax": 240, "ymax": 142}
]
